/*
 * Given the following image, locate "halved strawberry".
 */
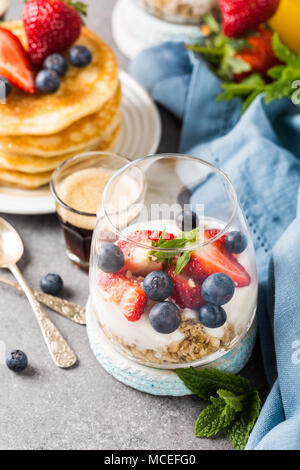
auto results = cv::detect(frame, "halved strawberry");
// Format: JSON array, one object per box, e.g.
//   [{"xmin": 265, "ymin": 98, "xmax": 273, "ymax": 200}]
[
  {"xmin": 165, "ymin": 265, "xmax": 205, "ymax": 310},
  {"xmin": 0, "ymin": 27, "xmax": 35, "ymax": 93},
  {"xmin": 98, "ymin": 272, "xmax": 148, "ymax": 322},
  {"xmin": 184, "ymin": 230, "xmax": 251, "ymax": 287},
  {"xmin": 118, "ymin": 230, "xmax": 175, "ymax": 276}
]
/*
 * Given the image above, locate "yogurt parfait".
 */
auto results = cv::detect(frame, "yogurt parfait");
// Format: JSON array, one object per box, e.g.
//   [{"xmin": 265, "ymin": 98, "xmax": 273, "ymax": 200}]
[{"xmin": 90, "ymin": 154, "xmax": 258, "ymax": 369}]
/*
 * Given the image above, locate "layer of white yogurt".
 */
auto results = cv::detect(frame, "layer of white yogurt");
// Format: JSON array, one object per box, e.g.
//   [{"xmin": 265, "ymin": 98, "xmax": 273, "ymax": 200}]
[{"xmin": 91, "ymin": 218, "xmax": 257, "ymax": 351}]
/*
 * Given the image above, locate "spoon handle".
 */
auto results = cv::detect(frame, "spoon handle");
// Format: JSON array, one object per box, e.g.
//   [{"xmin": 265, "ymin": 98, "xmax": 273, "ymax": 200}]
[
  {"xmin": 9, "ymin": 264, "xmax": 77, "ymax": 369},
  {"xmin": 0, "ymin": 275, "xmax": 86, "ymax": 325}
]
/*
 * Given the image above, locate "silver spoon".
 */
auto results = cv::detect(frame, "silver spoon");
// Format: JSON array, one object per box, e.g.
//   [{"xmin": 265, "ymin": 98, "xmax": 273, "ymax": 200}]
[
  {"xmin": 0, "ymin": 217, "xmax": 77, "ymax": 368},
  {"xmin": 0, "ymin": 275, "xmax": 86, "ymax": 325}
]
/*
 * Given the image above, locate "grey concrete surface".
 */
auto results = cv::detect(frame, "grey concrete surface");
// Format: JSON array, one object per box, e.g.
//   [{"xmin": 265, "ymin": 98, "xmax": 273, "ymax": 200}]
[{"xmin": 0, "ymin": 0, "xmax": 268, "ymax": 450}]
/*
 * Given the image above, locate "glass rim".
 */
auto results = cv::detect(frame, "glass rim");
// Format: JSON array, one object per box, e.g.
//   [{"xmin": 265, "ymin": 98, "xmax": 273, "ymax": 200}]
[
  {"xmin": 102, "ymin": 153, "xmax": 239, "ymax": 252},
  {"xmin": 50, "ymin": 151, "xmax": 131, "ymax": 218}
]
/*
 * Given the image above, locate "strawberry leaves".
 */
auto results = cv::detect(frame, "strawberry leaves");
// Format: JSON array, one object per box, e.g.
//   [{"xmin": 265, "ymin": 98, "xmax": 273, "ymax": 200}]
[{"xmin": 176, "ymin": 368, "xmax": 261, "ymax": 450}]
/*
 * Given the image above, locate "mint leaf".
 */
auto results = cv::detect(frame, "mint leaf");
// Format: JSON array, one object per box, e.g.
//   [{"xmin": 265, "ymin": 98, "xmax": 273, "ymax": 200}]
[
  {"xmin": 227, "ymin": 389, "xmax": 261, "ymax": 450},
  {"xmin": 267, "ymin": 65, "xmax": 285, "ymax": 79},
  {"xmin": 174, "ymin": 251, "xmax": 191, "ymax": 277},
  {"xmin": 220, "ymin": 56, "xmax": 251, "ymax": 78},
  {"xmin": 272, "ymin": 33, "xmax": 300, "ymax": 68},
  {"xmin": 149, "ymin": 229, "xmax": 198, "ymax": 275},
  {"xmin": 176, "ymin": 368, "xmax": 251, "ymax": 400},
  {"xmin": 217, "ymin": 390, "xmax": 244, "ymax": 412},
  {"xmin": 217, "ymin": 74, "xmax": 265, "ymax": 102},
  {"xmin": 264, "ymin": 79, "xmax": 292, "ymax": 104},
  {"xmin": 195, "ymin": 401, "xmax": 236, "ymax": 438},
  {"xmin": 156, "ymin": 228, "xmax": 166, "ymax": 248},
  {"xmin": 242, "ymin": 89, "xmax": 262, "ymax": 113},
  {"xmin": 203, "ymin": 13, "xmax": 220, "ymax": 34}
]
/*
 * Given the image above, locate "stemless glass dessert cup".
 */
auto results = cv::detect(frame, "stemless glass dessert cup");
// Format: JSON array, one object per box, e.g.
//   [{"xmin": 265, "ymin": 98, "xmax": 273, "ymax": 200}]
[
  {"xmin": 51, "ymin": 151, "xmax": 135, "ymax": 271},
  {"xmin": 90, "ymin": 154, "xmax": 258, "ymax": 370}
]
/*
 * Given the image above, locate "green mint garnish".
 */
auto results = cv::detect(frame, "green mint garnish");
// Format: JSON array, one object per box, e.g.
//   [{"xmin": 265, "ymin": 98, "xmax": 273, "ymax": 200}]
[
  {"xmin": 195, "ymin": 399, "xmax": 237, "ymax": 438},
  {"xmin": 228, "ymin": 389, "xmax": 261, "ymax": 450},
  {"xmin": 188, "ymin": 15, "xmax": 300, "ymax": 112},
  {"xmin": 148, "ymin": 229, "xmax": 198, "ymax": 276},
  {"xmin": 176, "ymin": 368, "xmax": 261, "ymax": 450}
]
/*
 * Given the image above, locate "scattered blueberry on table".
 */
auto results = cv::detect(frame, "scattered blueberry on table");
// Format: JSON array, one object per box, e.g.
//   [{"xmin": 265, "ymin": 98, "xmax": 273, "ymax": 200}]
[
  {"xmin": 149, "ymin": 301, "xmax": 181, "ymax": 334},
  {"xmin": 198, "ymin": 304, "xmax": 227, "ymax": 329},
  {"xmin": 143, "ymin": 271, "xmax": 174, "ymax": 301},
  {"xmin": 176, "ymin": 209, "xmax": 199, "ymax": 232},
  {"xmin": 97, "ymin": 242, "xmax": 125, "ymax": 273},
  {"xmin": 0, "ymin": 75, "xmax": 11, "ymax": 98},
  {"xmin": 35, "ymin": 69, "xmax": 61, "ymax": 94},
  {"xmin": 202, "ymin": 273, "xmax": 235, "ymax": 306},
  {"xmin": 6, "ymin": 350, "xmax": 28, "ymax": 373},
  {"xmin": 225, "ymin": 231, "xmax": 248, "ymax": 254},
  {"xmin": 69, "ymin": 45, "xmax": 92, "ymax": 68},
  {"xmin": 43, "ymin": 53, "xmax": 69, "ymax": 77},
  {"xmin": 40, "ymin": 273, "xmax": 64, "ymax": 296}
]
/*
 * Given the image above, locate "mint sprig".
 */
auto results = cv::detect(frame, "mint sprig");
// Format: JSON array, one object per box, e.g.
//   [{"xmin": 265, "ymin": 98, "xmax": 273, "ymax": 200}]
[
  {"xmin": 216, "ymin": 33, "xmax": 300, "ymax": 111},
  {"xmin": 149, "ymin": 229, "xmax": 198, "ymax": 276},
  {"xmin": 176, "ymin": 368, "xmax": 261, "ymax": 450}
]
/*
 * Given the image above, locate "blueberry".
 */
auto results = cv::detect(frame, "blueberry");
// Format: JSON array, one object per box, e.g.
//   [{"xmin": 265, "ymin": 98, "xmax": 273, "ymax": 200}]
[
  {"xmin": 43, "ymin": 53, "xmax": 68, "ymax": 77},
  {"xmin": 202, "ymin": 273, "xmax": 235, "ymax": 306},
  {"xmin": 40, "ymin": 273, "xmax": 63, "ymax": 296},
  {"xmin": 0, "ymin": 75, "xmax": 11, "ymax": 98},
  {"xmin": 36, "ymin": 70, "xmax": 60, "ymax": 94},
  {"xmin": 225, "ymin": 231, "xmax": 248, "ymax": 254},
  {"xmin": 69, "ymin": 46, "xmax": 92, "ymax": 68},
  {"xmin": 143, "ymin": 271, "xmax": 174, "ymax": 301},
  {"xmin": 149, "ymin": 301, "xmax": 181, "ymax": 334},
  {"xmin": 198, "ymin": 304, "xmax": 227, "ymax": 329},
  {"xmin": 6, "ymin": 350, "xmax": 28, "ymax": 372},
  {"xmin": 97, "ymin": 242, "xmax": 125, "ymax": 273},
  {"xmin": 176, "ymin": 210, "xmax": 199, "ymax": 232}
]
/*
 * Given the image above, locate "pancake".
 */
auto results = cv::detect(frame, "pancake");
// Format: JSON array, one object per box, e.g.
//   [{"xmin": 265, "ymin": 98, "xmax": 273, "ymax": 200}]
[
  {"xmin": 0, "ymin": 169, "xmax": 53, "ymax": 189},
  {"xmin": 0, "ymin": 117, "xmax": 121, "ymax": 173},
  {"xmin": 0, "ymin": 124, "xmax": 121, "ymax": 189},
  {"xmin": 0, "ymin": 21, "xmax": 119, "ymax": 136},
  {"xmin": 0, "ymin": 84, "xmax": 122, "ymax": 157}
]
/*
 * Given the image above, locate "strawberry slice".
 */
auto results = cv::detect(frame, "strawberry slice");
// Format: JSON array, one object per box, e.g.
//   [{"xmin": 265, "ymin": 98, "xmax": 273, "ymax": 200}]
[
  {"xmin": 118, "ymin": 230, "xmax": 175, "ymax": 276},
  {"xmin": 165, "ymin": 265, "xmax": 205, "ymax": 310},
  {"xmin": 98, "ymin": 272, "xmax": 148, "ymax": 322},
  {"xmin": 184, "ymin": 230, "xmax": 251, "ymax": 288},
  {"xmin": 0, "ymin": 27, "xmax": 35, "ymax": 93},
  {"xmin": 205, "ymin": 229, "xmax": 226, "ymax": 246}
]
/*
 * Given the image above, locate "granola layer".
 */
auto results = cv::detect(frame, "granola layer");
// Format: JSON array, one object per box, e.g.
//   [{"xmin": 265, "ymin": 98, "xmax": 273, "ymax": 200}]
[
  {"xmin": 100, "ymin": 314, "xmax": 235, "ymax": 365},
  {"xmin": 137, "ymin": 0, "xmax": 217, "ymax": 23}
]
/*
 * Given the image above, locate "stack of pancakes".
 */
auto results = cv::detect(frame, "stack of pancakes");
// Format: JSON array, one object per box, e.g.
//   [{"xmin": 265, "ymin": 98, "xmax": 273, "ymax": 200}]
[{"xmin": 0, "ymin": 21, "xmax": 121, "ymax": 189}]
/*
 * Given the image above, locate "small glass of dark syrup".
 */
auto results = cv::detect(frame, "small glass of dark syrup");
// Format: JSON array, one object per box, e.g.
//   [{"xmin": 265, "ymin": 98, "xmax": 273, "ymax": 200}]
[{"xmin": 51, "ymin": 152, "xmax": 130, "ymax": 272}]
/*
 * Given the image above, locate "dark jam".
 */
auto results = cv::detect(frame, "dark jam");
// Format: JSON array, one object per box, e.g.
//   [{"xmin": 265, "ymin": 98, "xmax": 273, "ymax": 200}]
[{"xmin": 58, "ymin": 216, "xmax": 92, "ymax": 272}]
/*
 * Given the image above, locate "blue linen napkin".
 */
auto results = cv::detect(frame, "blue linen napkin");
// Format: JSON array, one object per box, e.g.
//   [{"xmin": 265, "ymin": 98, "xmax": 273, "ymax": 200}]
[{"xmin": 130, "ymin": 42, "xmax": 300, "ymax": 450}]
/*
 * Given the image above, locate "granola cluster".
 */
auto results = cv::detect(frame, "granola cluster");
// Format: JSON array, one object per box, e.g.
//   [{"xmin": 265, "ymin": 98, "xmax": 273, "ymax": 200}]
[
  {"xmin": 137, "ymin": 0, "xmax": 217, "ymax": 23},
  {"xmin": 100, "ymin": 314, "xmax": 235, "ymax": 365}
]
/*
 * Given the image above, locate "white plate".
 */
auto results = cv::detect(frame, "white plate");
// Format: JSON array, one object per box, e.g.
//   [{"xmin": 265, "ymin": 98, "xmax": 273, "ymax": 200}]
[{"xmin": 0, "ymin": 70, "xmax": 161, "ymax": 215}]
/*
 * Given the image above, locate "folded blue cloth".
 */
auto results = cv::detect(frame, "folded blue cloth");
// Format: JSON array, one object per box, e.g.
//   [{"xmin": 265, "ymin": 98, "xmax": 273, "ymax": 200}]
[{"xmin": 131, "ymin": 42, "xmax": 300, "ymax": 450}]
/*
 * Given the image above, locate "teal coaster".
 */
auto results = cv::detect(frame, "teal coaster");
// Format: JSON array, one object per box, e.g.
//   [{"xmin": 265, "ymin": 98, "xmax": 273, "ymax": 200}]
[{"xmin": 86, "ymin": 298, "xmax": 257, "ymax": 396}]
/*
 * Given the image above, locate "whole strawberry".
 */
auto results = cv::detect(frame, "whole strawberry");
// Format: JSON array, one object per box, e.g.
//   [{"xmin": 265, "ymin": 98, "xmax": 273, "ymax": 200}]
[
  {"xmin": 219, "ymin": 0, "xmax": 280, "ymax": 37},
  {"xmin": 23, "ymin": 0, "xmax": 86, "ymax": 66}
]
